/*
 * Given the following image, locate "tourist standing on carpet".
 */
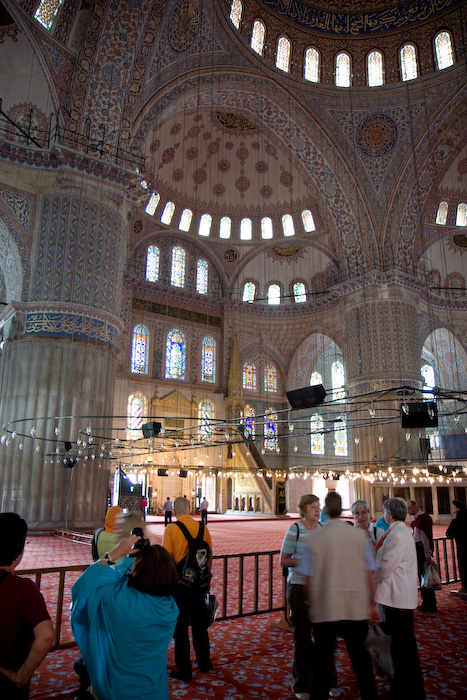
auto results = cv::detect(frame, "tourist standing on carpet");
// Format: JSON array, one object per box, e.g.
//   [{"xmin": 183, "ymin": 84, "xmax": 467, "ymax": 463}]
[
  {"xmin": 406, "ymin": 500, "xmax": 437, "ymax": 612},
  {"xmin": 374, "ymin": 497, "xmax": 426, "ymax": 699},
  {"xmin": 163, "ymin": 496, "xmax": 173, "ymax": 526},
  {"xmin": 94, "ymin": 505, "xmax": 123, "ymax": 559},
  {"xmin": 71, "ymin": 537, "xmax": 178, "ymax": 700},
  {"xmin": 0, "ymin": 512, "xmax": 54, "ymax": 700},
  {"xmin": 200, "ymin": 497, "xmax": 209, "ymax": 524},
  {"xmin": 351, "ymin": 500, "xmax": 384, "ymax": 543},
  {"xmin": 162, "ymin": 495, "xmax": 213, "ymax": 681},
  {"xmin": 446, "ymin": 500, "xmax": 467, "ymax": 598}
]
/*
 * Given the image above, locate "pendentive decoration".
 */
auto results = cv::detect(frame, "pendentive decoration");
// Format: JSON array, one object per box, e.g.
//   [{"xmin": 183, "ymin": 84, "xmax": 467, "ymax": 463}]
[{"xmin": 356, "ymin": 114, "xmax": 397, "ymax": 156}]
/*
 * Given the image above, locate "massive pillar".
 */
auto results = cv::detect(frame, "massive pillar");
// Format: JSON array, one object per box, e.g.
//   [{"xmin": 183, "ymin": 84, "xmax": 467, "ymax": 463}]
[{"xmin": 0, "ymin": 166, "xmax": 126, "ymax": 528}]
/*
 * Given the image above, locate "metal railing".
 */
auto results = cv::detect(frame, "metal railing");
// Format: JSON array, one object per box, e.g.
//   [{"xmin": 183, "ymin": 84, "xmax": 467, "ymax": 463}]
[{"xmin": 17, "ymin": 537, "xmax": 460, "ymax": 651}]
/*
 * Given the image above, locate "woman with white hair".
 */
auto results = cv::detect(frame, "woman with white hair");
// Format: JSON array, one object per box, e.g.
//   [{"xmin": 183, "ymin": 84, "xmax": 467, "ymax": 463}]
[{"xmin": 374, "ymin": 497, "xmax": 426, "ymax": 699}]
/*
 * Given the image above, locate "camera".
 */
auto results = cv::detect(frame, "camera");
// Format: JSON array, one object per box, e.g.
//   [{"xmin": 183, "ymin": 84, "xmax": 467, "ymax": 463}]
[{"xmin": 129, "ymin": 527, "xmax": 150, "ymax": 556}]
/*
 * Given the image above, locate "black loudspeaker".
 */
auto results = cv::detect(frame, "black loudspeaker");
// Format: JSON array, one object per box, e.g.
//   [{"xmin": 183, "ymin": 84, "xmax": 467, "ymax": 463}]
[
  {"xmin": 64, "ymin": 441, "xmax": 73, "ymax": 452},
  {"xmin": 286, "ymin": 384, "xmax": 326, "ymax": 410},
  {"xmin": 400, "ymin": 402, "xmax": 438, "ymax": 429},
  {"xmin": 142, "ymin": 421, "xmax": 162, "ymax": 438},
  {"xmin": 157, "ymin": 468, "xmax": 168, "ymax": 477},
  {"xmin": 179, "ymin": 469, "xmax": 187, "ymax": 478}
]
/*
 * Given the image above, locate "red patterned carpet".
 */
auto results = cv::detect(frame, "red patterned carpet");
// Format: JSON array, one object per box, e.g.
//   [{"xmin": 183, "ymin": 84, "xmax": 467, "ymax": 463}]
[{"xmin": 15, "ymin": 518, "xmax": 467, "ymax": 700}]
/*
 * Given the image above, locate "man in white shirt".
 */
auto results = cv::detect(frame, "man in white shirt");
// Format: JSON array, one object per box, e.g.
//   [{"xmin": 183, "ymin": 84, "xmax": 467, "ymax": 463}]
[
  {"xmin": 200, "ymin": 498, "xmax": 209, "ymax": 524},
  {"xmin": 163, "ymin": 497, "xmax": 173, "ymax": 526}
]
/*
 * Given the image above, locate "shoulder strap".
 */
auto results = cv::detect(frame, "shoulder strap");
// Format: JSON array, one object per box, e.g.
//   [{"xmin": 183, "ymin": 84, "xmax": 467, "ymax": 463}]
[
  {"xmin": 295, "ymin": 522, "xmax": 300, "ymax": 540},
  {"xmin": 197, "ymin": 522, "xmax": 205, "ymax": 542},
  {"xmin": 175, "ymin": 520, "xmax": 194, "ymax": 544}
]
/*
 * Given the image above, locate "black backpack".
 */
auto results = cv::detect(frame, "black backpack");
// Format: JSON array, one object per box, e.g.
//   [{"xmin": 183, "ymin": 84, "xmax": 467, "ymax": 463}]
[
  {"xmin": 175, "ymin": 521, "xmax": 212, "ymax": 591},
  {"xmin": 91, "ymin": 527, "xmax": 104, "ymax": 562}
]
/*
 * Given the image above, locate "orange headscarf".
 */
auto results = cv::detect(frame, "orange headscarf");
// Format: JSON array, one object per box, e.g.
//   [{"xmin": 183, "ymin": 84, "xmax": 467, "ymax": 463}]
[{"xmin": 104, "ymin": 506, "xmax": 123, "ymax": 533}]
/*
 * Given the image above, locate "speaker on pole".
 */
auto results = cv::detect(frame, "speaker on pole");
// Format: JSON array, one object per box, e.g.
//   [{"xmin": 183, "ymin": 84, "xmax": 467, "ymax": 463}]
[
  {"xmin": 286, "ymin": 384, "xmax": 326, "ymax": 410},
  {"xmin": 142, "ymin": 421, "xmax": 162, "ymax": 438}
]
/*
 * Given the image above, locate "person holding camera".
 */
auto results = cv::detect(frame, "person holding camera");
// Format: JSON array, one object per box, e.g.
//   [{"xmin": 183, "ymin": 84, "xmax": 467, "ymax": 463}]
[{"xmin": 71, "ymin": 534, "xmax": 179, "ymax": 700}]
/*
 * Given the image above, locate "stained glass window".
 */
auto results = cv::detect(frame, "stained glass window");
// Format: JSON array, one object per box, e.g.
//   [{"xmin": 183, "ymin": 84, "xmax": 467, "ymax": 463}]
[
  {"xmin": 199, "ymin": 214, "xmax": 212, "ymax": 237},
  {"xmin": 165, "ymin": 329, "xmax": 187, "ymax": 380},
  {"xmin": 260, "ymin": 217, "xmax": 272, "ymax": 239},
  {"xmin": 268, "ymin": 284, "xmax": 281, "ymax": 305},
  {"xmin": 251, "ymin": 20, "xmax": 265, "ymax": 55},
  {"xmin": 301, "ymin": 210, "xmax": 315, "ymax": 232},
  {"xmin": 400, "ymin": 44, "xmax": 418, "ymax": 81},
  {"xmin": 282, "ymin": 214, "xmax": 295, "ymax": 237},
  {"xmin": 196, "ymin": 259, "xmax": 208, "ymax": 294},
  {"xmin": 201, "ymin": 336, "xmax": 216, "ymax": 382},
  {"xmin": 264, "ymin": 408, "xmax": 278, "ymax": 451},
  {"xmin": 146, "ymin": 245, "xmax": 160, "ymax": 282},
  {"xmin": 293, "ymin": 282, "xmax": 307, "ymax": 303},
  {"xmin": 304, "ymin": 48, "xmax": 319, "ymax": 82},
  {"xmin": 131, "ymin": 324, "xmax": 149, "ymax": 374},
  {"xmin": 310, "ymin": 371, "xmax": 322, "ymax": 386},
  {"xmin": 334, "ymin": 416, "xmax": 348, "ymax": 456},
  {"xmin": 434, "ymin": 31, "xmax": 454, "ymax": 70},
  {"xmin": 240, "ymin": 218, "xmax": 252, "ymax": 240},
  {"xmin": 145, "ymin": 192, "xmax": 160, "ymax": 216},
  {"xmin": 199, "ymin": 400, "xmax": 214, "ymax": 440},
  {"xmin": 179, "ymin": 208, "xmax": 193, "ymax": 231},
  {"xmin": 457, "ymin": 204, "xmax": 467, "ymax": 226},
  {"xmin": 230, "ymin": 0, "xmax": 242, "ymax": 29},
  {"xmin": 244, "ymin": 404, "xmax": 256, "ymax": 438},
  {"xmin": 220, "ymin": 216, "xmax": 231, "ymax": 239},
  {"xmin": 264, "ymin": 364, "xmax": 277, "ymax": 392},
  {"xmin": 243, "ymin": 282, "xmax": 256, "ymax": 302},
  {"xmin": 336, "ymin": 53, "xmax": 351, "ymax": 87},
  {"xmin": 421, "ymin": 364, "xmax": 435, "ymax": 399},
  {"xmin": 367, "ymin": 50, "xmax": 384, "ymax": 87},
  {"xmin": 243, "ymin": 362, "xmax": 257, "ymax": 390},
  {"xmin": 311, "ymin": 414, "xmax": 324, "ymax": 455},
  {"xmin": 127, "ymin": 392, "xmax": 147, "ymax": 441},
  {"xmin": 171, "ymin": 246, "xmax": 186, "ymax": 287},
  {"xmin": 332, "ymin": 360, "xmax": 345, "ymax": 400},
  {"xmin": 435, "ymin": 201, "xmax": 448, "ymax": 225},
  {"xmin": 276, "ymin": 37, "xmax": 291, "ymax": 72},
  {"xmin": 161, "ymin": 201, "xmax": 175, "ymax": 225},
  {"xmin": 34, "ymin": 0, "xmax": 63, "ymax": 29}
]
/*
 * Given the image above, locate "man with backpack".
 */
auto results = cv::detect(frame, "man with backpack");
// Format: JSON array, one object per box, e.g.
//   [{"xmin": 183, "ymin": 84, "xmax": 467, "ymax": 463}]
[{"xmin": 162, "ymin": 496, "xmax": 213, "ymax": 682}]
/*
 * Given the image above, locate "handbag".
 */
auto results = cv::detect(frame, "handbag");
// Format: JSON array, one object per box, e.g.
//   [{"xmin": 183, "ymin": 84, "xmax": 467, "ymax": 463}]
[
  {"xmin": 365, "ymin": 624, "xmax": 395, "ymax": 678},
  {"xmin": 205, "ymin": 593, "xmax": 218, "ymax": 627},
  {"xmin": 421, "ymin": 560, "xmax": 442, "ymax": 590}
]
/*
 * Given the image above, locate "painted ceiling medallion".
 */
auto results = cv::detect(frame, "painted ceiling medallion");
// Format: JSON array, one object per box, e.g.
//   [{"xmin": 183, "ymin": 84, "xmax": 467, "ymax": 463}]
[
  {"xmin": 217, "ymin": 112, "xmax": 256, "ymax": 131},
  {"xmin": 356, "ymin": 114, "xmax": 397, "ymax": 156},
  {"xmin": 168, "ymin": 0, "xmax": 200, "ymax": 53},
  {"xmin": 453, "ymin": 234, "xmax": 467, "ymax": 248}
]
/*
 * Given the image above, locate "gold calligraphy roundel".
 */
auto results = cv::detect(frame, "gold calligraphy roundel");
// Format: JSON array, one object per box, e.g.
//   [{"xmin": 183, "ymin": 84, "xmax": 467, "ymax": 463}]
[
  {"xmin": 168, "ymin": 0, "xmax": 200, "ymax": 53},
  {"xmin": 356, "ymin": 114, "xmax": 397, "ymax": 156}
]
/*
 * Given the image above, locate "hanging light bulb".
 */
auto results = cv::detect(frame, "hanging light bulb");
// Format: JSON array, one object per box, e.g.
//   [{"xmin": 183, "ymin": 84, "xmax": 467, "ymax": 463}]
[
  {"xmin": 18, "ymin": 443, "xmax": 23, "ymax": 450},
  {"xmin": 85, "ymin": 426, "xmax": 92, "ymax": 435},
  {"xmin": 454, "ymin": 414, "xmax": 459, "ymax": 423},
  {"xmin": 30, "ymin": 427, "xmax": 36, "ymax": 437},
  {"xmin": 11, "ymin": 431, "xmax": 16, "ymax": 440},
  {"xmin": 354, "ymin": 436, "xmax": 360, "ymax": 445},
  {"xmin": 289, "ymin": 423, "xmax": 294, "ymax": 432},
  {"xmin": 378, "ymin": 435, "xmax": 384, "ymax": 443},
  {"xmin": 35, "ymin": 445, "xmax": 40, "ymax": 453},
  {"xmin": 402, "ymin": 404, "xmax": 409, "ymax": 415},
  {"xmin": 405, "ymin": 432, "xmax": 411, "ymax": 441},
  {"xmin": 293, "ymin": 444, "xmax": 298, "ymax": 453},
  {"xmin": 369, "ymin": 407, "xmax": 376, "ymax": 418},
  {"xmin": 54, "ymin": 427, "xmax": 60, "ymax": 436}
]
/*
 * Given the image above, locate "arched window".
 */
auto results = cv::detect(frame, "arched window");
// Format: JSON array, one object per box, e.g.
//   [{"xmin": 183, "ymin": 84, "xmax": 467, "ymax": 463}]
[
  {"xmin": 400, "ymin": 44, "xmax": 418, "ymax": 81},
  {"xmin": 457, "ymin": 203, "xmax": 467, "ymax": 226},
  {"xmin": 220, "ymin": 216, "xmax": 231, "ymax": 239},
  {"xmin": 196, "ymin": 259, "xmax": 208, "ymax": 294},
  {"xmin": 179, "ymin": 208, "xmax": 193, "ymax": 231},
  {"xmin": 264, "ymin": 408, "xmax": 278, "ymax": 451},
  {"xmin": 335, "ymin": 53, "xmax": 351, "ymax": 87},
  {"xmin": 244, "ymin": 404, "xmax": 256, "ymax": 438},
  {"xmin": 334, "ymin": 416, "xmax": 348, "ymax": 456},
  {"xmin": 34, "ymin": 0, "xmax": 63, "ymax": 29},
  {"xmin": 367, "ymin": 50, "xmax": 384, "ymax": 87},
  {"xmin": 261, "ymin": 217, "xmax": 273, "ymax": 239},
  {"xmin": 251, "ymin": 20, "xmax": 265, "ymax": 55},
  {"xmin": 199, "ymin": 214, "xmax": 212, "ymax": 237},
  {"xmin": 282, "ymin": 214, "xmax": 295, "ymax": 237},
  {"xmin": 434, "ymin": 31, "xmax": 454, "ymax": 70},
  {"xmin": 161, "ymin": 201, "xmax": 175, "ymax": 225},
  {"xmin": 421, "ymin": 363, "xmax": 436, "ymax": 399},
  {"xmin": 201, "ymin": 336, "xmax": 216, "ymax": 383},
  {"xmin": 199, "ymin": 400, "xmax": 214, "ymax": 440},
  {"xmin": 311, "ymin": 415, "xmax": 324, "ymax": 455},
  {"xmin": 145, "ymin": 192, "xmax": 160, "ymax": 216},
  {"xmin": 332, "ymin": 360, "xmax": 345, "ymax": 400},
  {"xmin": 310, "ymin": 371, "xmax": 323, "ymax": 386},
  {"xmin": 268, "ymin": 283, "xmax": 281, "ymax": 305},
  {"xmin": 171, "ymin": 246, "xmax": 186, "ymax": 287},
  {"xmin": 131, "ymin": 324, "xmax": 149, "ymax": 374},
  {"xmin": 243, "ymin": 362, "xmax": 257, "ymax": 390},
  {"xmin": 127, "ymin": 392, "xmax": 147, "ymax": 441},
  {"xmin": 264, "ymin": 364, "xmax": 277, "ymax": 392},
  {"xmin": 304, "ymin": 48, "xmax": 319, "ymax": 82},
  {"xmin": 293, "ymin": 282, "xmax": 307, "ymax": 303},
  {"xmin": 436, "ymin": 201, "xmax": 448, "ymax": 225},
  {"xmin": 229, "ymin": 0, "xmax": 242, "ymax": 29},
  {"xmin": 301, "ymin": 209, "xmax": 315, "ymax": 232},
  {"xmin": 243, "ymin": 281, "xmax": 256, "ymax": 302},
  {"xmin": 276, "ymin": 36, "xmax": 291, "ymax": 72},
  {"xmin": 240, "ymin": 218, "xmax": 252, "ymax": 240},
  {"xmin": 165, "ymin": 329, "xmax": 187, "ymax": 380},
  {"xmin": 145, "ymin": 245, "xmax": 160, "ymax": 282}
]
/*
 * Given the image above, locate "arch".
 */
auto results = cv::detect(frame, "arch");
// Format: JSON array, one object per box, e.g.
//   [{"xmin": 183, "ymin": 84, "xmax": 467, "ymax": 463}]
[
  {"xmin": 367, "ymin": 50, "xmax": 384, "ymax": 87},
  {"xmin": 287, "ymin": 332, "xmax": 343, "ymax": 391},
  {"xmin": 304, "ymin": 48, "xmax": 319, "ymax": 82},
  {"xmin": 276, "ymin": 36, "xmax": 291, "ymax": 73},
  {"xmin": 420, "ymin": 326, "xmax": 467, "ymax": 391},
  {"xmin": 400, "ymin": 43, "xmax": 418, "ymax": 80},
  {"xmin": 264, "ymin": 364, "xmax": 277, "ymax": 392},
  {"xmin": 335, "ymin": 52, "xmax": 351, "ymax": 87},
  {"xmin": 242, "ymin": 362, "xmax": 257, "ymax": 390},
  {"xmin": 229, "ymin": 0, "xmax": 242, "ymax": 29},
  {"xmin": 0, "ymin": 208, "xmax": 27, "ymax": 302},
  {"xmin": 251, "ymin": 20, "xmax": 265, "ymax": 55}
]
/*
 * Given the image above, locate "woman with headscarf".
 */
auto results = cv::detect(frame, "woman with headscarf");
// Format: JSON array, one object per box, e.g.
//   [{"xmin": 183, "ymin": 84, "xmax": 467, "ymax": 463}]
[
  {"xmin": 446, "ymin": 500, "xmax": 467, "ymax": 598},
  {"xmin": 95, "ymin": 506, "xmax": 123, "ymax": 560}
]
